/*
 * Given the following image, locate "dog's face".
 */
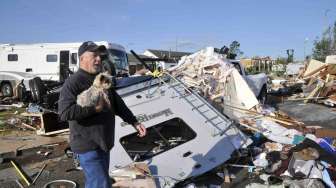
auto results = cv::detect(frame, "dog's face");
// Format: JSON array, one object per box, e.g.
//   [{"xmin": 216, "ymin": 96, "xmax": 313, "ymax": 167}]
[{"xmin": 93, "ymin": 73, "xmax": 112, "ymax": 89}]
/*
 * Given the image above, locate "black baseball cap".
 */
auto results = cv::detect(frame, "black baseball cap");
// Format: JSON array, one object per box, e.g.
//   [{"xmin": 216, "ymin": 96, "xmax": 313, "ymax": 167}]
[{"xmin": 78, "ymin": 41, "xmax": 107, "ymax": 57}]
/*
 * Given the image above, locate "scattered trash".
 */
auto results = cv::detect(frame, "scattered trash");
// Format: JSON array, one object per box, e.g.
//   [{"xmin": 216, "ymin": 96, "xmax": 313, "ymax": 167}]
[
  {"xmin": 36, "ymin": 150, "xmax": 52, "ymax": 157},
  {"xmin": 0, "ymin": 50, "xmax": 335, "ymax": 188},
  {"xmin": 14, "ymin": 144, "xmax": 26, "ymax": 157},
  {"xmin": 111, "ymin": 163, "xmax": 156, "ymax": 188},
  {"xmin": 31, "ymin": 163, "xmax": 47, "ymax": 185},
  {"xmin": 42, "ymin": 179, "xmax": 77, "ymax": 188},
  {"xmin": 264, "ymin": 142, "xmax": 283, "ymax": 152},
  {"xmin": 15, "ymin": 179, "xmax": 25, "ymax": 188},
  {"xmin": 10, "ymin": 160, "xmax": 32, "ymax": 186},
  {"xmin": 27, "ymin": 103, "xmax": 44, "ymax": 113},
  {"xmin": 6, "ymin": 117, "xmax": 21, "ymax": 126}
]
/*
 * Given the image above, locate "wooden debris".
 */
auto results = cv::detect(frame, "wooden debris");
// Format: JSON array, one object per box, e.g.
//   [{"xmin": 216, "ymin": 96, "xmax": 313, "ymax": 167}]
[
  {"xmin": 21, "ymin": 122, "xmax": 36, "ymax": 131},
  {"xmin": 298, "ymin": 59, "xmax": 336, "ymax": 105}
]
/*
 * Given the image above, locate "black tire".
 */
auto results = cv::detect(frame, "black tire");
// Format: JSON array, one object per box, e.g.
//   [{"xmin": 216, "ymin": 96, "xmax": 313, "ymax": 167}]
[
  {"xmin": 1, "ymin": 82, "xmax": 13, "ymax": 97},
  {"xmin": 29, "ymin": 77, "xmax": 46, "ymax": 103},
  {"xmin": 17, "ymin": 82, "xmax": 26, "ymax": 102},
  {"xmin": 29, "ymin": 79, "xmax": 38, "ymax": 102},
  {"xmin": 32, "ymin": 77, "xmax": 47, "ymax": 103},
  {"xmin": 257, "ymin": 85, "xmax": 267, "ymax": 105}
]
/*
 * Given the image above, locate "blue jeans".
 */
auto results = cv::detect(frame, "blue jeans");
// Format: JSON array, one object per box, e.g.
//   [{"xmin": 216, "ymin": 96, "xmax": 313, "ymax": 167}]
[{"xmin": 78, "ymin": 149, "xmax": 111, "ymax": 188}]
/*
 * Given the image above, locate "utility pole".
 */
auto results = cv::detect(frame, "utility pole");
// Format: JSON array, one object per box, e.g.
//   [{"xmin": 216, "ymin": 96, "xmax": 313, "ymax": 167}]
[{"xmin": 324, "ymin": 9, "xmax": 331, "ymax": 30}]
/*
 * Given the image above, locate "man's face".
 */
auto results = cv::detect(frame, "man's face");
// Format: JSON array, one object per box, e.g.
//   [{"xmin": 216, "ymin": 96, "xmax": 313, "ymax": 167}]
[{"xmin": 80, "ymin": 51, "xmax": 102, "ymax": 74}]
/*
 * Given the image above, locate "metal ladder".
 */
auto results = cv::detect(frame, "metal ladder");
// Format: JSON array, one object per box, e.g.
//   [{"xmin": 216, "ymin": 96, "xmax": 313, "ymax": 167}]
[{"xmin": 167, "ymin": 77, "xmax": 234, "ymax": 137}]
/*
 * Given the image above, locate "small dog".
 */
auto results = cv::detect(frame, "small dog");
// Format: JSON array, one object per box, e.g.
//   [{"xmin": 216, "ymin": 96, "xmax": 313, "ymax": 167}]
[{"xmin": 77, "ymin": 72, "xmax": 112, "ymax": 109}]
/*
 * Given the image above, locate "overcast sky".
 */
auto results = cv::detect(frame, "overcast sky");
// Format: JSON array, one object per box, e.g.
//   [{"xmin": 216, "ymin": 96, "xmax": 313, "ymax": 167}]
[{"xmin": 0, "ymin": 0, "xmax": 335, "ymax": 60}]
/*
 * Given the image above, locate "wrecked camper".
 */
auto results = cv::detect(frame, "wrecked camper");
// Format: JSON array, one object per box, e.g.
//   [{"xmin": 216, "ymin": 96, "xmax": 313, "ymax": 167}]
[
  {"xmin": 109, "ymin": 73, "xmax": 251, "ymax": 187},
  {"xmin": 105, "ymin": 51, "xmax": 252, "ymax": 187}
]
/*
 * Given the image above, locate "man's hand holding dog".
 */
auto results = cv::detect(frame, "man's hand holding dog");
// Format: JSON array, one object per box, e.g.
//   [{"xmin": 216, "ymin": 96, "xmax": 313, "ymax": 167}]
[
  {"xmin": 134, "ymin": 123, "xmax": 146, "ymax": 137},
  {"xmin": 95, "ymin": 93, "xmax": 105, "ymax": 113}
]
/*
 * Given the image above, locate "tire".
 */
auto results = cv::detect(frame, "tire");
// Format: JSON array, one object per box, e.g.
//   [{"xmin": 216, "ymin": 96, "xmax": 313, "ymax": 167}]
[
  {"xmin": 17, "ymin": 83, "xmax": 26, "ymax": 102},
  {"xmin": 29, "ymin": 79, "xmax": 38, "ymax": 102},
  {"xmin": 1, "ymin": 82, "xmax": 13, "ymax": 97},
  {"xmin": 33, "ymin": 77, "xmax": 46, "ymax": 103},
  {"xmin": 257, "ymin": 85, "xmax": 267, "ymax": 105},
  {"xmin": 29, "ymin": 77, "xmax": 46, "ymax": 103}
]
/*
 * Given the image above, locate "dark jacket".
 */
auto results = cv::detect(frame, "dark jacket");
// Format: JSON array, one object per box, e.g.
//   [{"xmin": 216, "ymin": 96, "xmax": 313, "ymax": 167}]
[{"xmin": 58, "ymin": 69, "xmax": 138, "ymax": 154}]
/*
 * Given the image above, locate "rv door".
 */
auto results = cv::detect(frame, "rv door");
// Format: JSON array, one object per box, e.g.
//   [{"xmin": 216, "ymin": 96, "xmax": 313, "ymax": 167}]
[{"xmin": 60, "ymin": 51, "xmax": 70, "ymax": 82}]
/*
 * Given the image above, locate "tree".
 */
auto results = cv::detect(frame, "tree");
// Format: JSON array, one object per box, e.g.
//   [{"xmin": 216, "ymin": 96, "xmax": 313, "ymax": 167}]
[
  {"xmin": 312, "ymin": 21, "xmax": 336, "ymax": 61},
  {"xmin": 286, "ymin": 49, "xmax": 294, "ymax": 63},
  {"xmin": 275, "ymin": 57, "xmax": 288, "ymax": 65},
  {"xmin": 228, "ymin": 41, "xmax": 244, "ymax": 59}
]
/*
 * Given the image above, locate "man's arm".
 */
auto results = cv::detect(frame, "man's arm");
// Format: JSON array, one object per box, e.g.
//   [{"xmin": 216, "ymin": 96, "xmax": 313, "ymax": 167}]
[
  {"xmin": 112, "ymin": 89, "xmax": 138, "ymax": 125},
  {"xmin": 112, "ymin": 90, "xmax": 146, "ymax": 137},
  {"xmin": 58, "ymin": 80, "xmax": 96, "ymax": 121}
]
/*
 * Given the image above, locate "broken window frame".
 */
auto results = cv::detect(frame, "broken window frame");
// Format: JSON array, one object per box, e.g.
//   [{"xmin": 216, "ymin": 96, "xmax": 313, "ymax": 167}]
[{"xmin": 120, "ymin": 117, "xmax": 197, "ymax": 162}]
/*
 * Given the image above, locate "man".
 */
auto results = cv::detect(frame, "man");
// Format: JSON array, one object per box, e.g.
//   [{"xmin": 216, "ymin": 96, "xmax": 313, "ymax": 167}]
[{"xmin": 58, "ymin": 41, "xmax": 146, "ymax": 188}]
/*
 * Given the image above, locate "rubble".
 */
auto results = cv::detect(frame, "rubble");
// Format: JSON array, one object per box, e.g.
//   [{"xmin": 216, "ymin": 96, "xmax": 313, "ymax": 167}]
[
  {"xmin": 111, "ymin": 163, "xmax": 156, "ymax": 188},
  {"xmin": 0, "ymin": 49, "xmax": 335, "ymax": 187},
  {"xmin": 297, "ymin": 57, "xmax": 336, "ymax": 106},
  {"xmin": 166, "ymin": 49, "xmax": 336, "ymax": 187},
  {"xmin": 170, "ymin": 47, "xmax": 259, "ymax": 112}
]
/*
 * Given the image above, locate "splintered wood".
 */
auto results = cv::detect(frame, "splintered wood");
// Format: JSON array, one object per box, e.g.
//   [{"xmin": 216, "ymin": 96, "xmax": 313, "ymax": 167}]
[
  {"xmin": 170, "ymin": 47, "xmax": 259, "ymax": 112},
  {"xmin": 297, "ymin": 57, "xmax": 336, "ymax": 105}
]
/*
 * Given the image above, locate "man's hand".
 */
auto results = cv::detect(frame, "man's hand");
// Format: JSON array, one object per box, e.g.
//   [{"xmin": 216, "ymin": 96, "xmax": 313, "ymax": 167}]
[
  {"xmin": 95, "ymin": 94, "xmax": 105, "ymax": 113},
  {"xmin": 134, "ymin": 123, "xmax": 146, "ymax": 137}
]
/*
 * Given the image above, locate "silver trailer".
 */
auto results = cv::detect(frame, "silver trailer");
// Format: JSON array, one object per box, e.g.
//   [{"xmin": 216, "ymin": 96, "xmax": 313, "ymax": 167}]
[{"xmin": 110, "ymin": 74, "xmax": 251, "ymax": 187}]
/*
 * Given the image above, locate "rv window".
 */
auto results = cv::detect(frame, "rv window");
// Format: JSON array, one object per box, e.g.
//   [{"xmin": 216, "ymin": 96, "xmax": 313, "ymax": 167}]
[
  {"xmin": 8, "ymin": 54, "xmax": 18, "ymax": 61},
  {"xmin": 71, "ymin": 53, "xmax": 77, "ymax": 64},
  {"xmin": 46, "ymin": 54, "xmax": 58, "ymax": 62},
  {"xmin": 120, "ymin": 118, "xmax": 197, "ymax": 162}
]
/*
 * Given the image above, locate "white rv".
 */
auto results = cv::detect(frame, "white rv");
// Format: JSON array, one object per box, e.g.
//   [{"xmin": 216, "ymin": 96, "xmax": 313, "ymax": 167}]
[{"xmin": 0, "ymin": 41, "xmax": 129, "ymax": 96}]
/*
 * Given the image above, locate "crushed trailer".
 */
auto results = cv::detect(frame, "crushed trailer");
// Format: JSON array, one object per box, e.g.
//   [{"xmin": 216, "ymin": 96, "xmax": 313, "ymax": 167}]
[{"xmin": 108, "ymin": 52, "xmax": 252, "ymax": 187}]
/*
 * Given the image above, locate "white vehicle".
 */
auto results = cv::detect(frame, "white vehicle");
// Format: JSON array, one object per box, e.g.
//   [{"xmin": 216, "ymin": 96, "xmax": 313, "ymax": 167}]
[
  {"xmin": 229, "ymin": 59, "xmax": 268, "ymax": 102},
  {"xmin": 0, "ymin": 41, "xmax": 129, "ymax": 96},
  {"xmin": 110, "ymin": 75, "xmax": 251, "ymax": 187},
  {"xmin": 0, "ymin": 71, "xmax": 37, "ymax": 97}
]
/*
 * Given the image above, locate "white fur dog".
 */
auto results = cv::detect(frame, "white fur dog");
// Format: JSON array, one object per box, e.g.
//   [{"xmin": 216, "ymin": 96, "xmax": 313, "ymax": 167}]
[{"xmin": 77, "ymin": 72, "xmax": 112, "ymax": 109}]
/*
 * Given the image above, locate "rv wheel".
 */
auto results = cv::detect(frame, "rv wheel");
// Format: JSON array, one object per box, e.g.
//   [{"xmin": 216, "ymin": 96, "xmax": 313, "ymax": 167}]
[
  {"xmin": 29, "ymin": 79, "xmax": 38, "ymax": 102},
  {"xmin": 1, "ymin": 82, "xmax": 13, "ymax": 97},
  {"xmin": 29, "ymin": 77, "xmax": 46, "ymax": 103},
  {"xmin": 33, "ymin": 77, "xmax": 47, "ymax": 102}
]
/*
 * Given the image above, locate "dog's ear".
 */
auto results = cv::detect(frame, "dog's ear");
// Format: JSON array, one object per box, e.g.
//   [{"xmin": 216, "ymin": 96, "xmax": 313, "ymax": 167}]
[
  {"xmin": 103, "ymin": 71, "xmax": 111, "ymax": 76},
  {"xmin": 100, "ymin": 74, "xmax": 106, "ymax": 83}
]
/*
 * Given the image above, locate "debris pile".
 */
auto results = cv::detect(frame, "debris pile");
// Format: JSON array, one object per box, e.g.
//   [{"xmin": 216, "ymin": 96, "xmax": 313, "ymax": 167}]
[
  {"xmin": 167, "ymin": 48, "xmax": 336, "ymax": 187},
  {"xmin": 170, "ymin": 47, "xmax": 259, "ymax": 118},
  {"xmin": 297, "ymin": 56, "xmax": 336, "ymax": 106},
  {"xmin": 170, "ymin": 47, "xmax": 235, "ymax": 99},
  {"xmin": 111, "ymin": 163, "xmax": 156, "ymax": 187},
  {"xmin": 0, "ymin": 48, "xmax": 335, "ymax": 187}
]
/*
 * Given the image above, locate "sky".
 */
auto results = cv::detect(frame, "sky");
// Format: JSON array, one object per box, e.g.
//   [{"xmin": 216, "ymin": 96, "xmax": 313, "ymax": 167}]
[{"xmin": 0, "ymin": 0, "xmax": 335, "ymax": 60}]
